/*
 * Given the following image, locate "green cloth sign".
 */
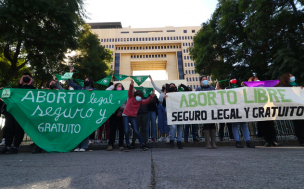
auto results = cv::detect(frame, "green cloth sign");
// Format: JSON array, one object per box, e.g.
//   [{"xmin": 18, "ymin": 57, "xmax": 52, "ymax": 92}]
[
  {"xmin": 0, "ymin": 88, "xmax": 128, "ymax": 153},
  {"xmin": 114, "ymin": 74, "xmax": 129, "ymax": 81},
  {"xmin": 74, "ymin": 79, "xmax": 84, "ymax": 87},
  {"xmin": 95, "ymin": 75, "xmax": 112, "ymax": 86},
  {"xmin": 134, "ymin": 87, "xmax": 153, "ymax": 97},
  {"xmin": 130, "ymin": 75, "xmax": 149, "ymax": 86}
]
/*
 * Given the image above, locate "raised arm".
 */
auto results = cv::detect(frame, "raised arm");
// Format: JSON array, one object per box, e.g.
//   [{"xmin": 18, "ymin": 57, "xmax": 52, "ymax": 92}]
[
  {"xmin": 149, "ymin": 75, "xmax": 162, "ymax": 93},
  {"xmin": 106, "ymin": 85, "xmax": 115, "ymax": 90},
  {"xmin": 67, "ymin": 79, "xmax": 82, "ymax": 90},
  {"xmin": 128, "ymin": 80, "xmax": 134, "ymax": 98}
]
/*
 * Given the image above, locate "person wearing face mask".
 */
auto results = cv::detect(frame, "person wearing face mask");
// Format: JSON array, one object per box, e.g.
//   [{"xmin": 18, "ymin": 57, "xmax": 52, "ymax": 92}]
[
  {"xmin": 149, "ymin": 76, "xmax": 170, "ymax": 143},
  {"xmin": 277, "ymin": 73, "xmax": 304, "ymax": 146},
  {"xmin": 226, "ymin": 76, "xmax": 255, "ymax": 148},
  {"xmin": 105, "ymin": 82, "xmax": 126, "ymax": 151},
  {"xmin": 163, "ymin": 83, "xmax": 184, "ymax": 149},
  {"xmin": 2, "ymin": 73, "xmax": 36, "ymax": 154},
  {"xmin": 247, "ymin": 76, "xmax": 279, "ymax": 147},
  {"xmin": 195, "ymin": 75, "xmax": 218, "ymax": 148},
  {"xmin": 122, "ymin": 79, "xmax": 155, "ymax": 152},
  {"xmin": 68, "ymin": 67, "xmax": 96, "ymax": 152}
]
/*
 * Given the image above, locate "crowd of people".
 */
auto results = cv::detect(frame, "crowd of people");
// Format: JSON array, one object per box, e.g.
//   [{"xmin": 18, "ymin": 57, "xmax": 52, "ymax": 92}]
[{"xmin": 0, "ymin": 70, "xmax": 304, "ymax": 154}]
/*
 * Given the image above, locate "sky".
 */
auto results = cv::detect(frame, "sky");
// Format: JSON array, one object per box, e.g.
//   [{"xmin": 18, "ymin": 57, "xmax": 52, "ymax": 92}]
[
  {"xmin": 84, "ymin": 0, "xmax": 218, "ymax": 28},
  {"xmin": 83, "ymin": 0, "xmax": 219, "ymax": 80}
]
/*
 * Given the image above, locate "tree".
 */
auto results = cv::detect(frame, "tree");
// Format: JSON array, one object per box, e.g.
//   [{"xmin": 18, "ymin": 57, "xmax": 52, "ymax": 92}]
[
  {"xmin": 68, "ymin": 24, "xmax": 112, "ymax": 89},
  {"xmin": 0, "ymin": 0, "xmax": 85, "ymax": 86},
  {"xmin": 190, "ymin": 0, "xmax": 304, "ymax": 84}
]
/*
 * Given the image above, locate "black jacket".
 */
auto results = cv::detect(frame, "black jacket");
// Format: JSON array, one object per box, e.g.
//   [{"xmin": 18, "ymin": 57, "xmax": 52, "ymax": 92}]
[
  {"xmin": 137, "ymin": 97, "xmax": 149, "ymax": 114},
  {"xmin": 148, "ymin": 95, "xmax": 159, "ymax": 113}
]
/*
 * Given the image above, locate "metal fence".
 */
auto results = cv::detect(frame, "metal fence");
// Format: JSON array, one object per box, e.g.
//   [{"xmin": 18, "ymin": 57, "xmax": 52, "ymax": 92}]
[{"xmin": 0, "ymin": 116, "xmax": 298, "ymax": 145}]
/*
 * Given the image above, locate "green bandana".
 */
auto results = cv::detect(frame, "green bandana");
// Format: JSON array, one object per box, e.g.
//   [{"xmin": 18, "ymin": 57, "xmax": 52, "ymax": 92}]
[
  {"xmin": 74, "ymin": 79, "xmax": 84, "ymax": 87},
  {"xmin": 95, "ymin": 75, "xmax": 112, "ymax": 86},
  {"xmin": 289, "ymin": 81, "xmax": 298, "ymax": 86},
  {"xmin": 134, "ymin": 87, "xmax": 153, "ymax": 97},
  {"xmin": 130, "ymin": 76, "xmax": 149, "ymax": 86},
  {"xmin": 113, "ymin": 74, "xmax": 129, "ymax": 81},
  {"xmin": 0, "ymin": 88, "xmax": 128, "ymax": 153}
]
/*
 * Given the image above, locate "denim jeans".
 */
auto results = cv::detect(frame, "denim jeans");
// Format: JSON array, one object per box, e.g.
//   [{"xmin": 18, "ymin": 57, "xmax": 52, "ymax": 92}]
[
  {"xmin": 184, "ymin": 124, "xmax": 197, "ymax": 141},
  {"xmin": 77, "ymin": 137, "xmax": 89, "ymax": 149},
  {"xmin": 158, "ymin": 104, "xmax": 169, "ymax": 135},
  {"xmin": 147, "ymin": 111, "xmax": 157, "ymax": 139},
  {"xmin": 123, "ymin": 116, "xmax": 144, "ymax": 145},
  {"xmin": 232, "ymin": 122, "xmax": 250, "ymax": 141},
  {"xmin": 170, "ymin": 125, "xmax": 183, "ymax": 142}
]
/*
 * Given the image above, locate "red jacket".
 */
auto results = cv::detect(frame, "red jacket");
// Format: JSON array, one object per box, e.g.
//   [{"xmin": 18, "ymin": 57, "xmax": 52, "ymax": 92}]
[{"xmin": 123, "ymin": 84, "xmax": 153, "ymax": 117}]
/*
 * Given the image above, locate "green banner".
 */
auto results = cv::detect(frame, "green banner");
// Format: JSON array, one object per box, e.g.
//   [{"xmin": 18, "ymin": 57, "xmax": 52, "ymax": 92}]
[
  {"xmin": 0, "ymin": 88, "xmax": 128, "ymax": 152},
  {"xmin": 95, "ymin": 75, "xmax": 112, "ymax": 86},
  {"xmin": 74, "ymin": 79, "xmax": 84, "ymax": 87},
  {"xmin": 113, "ymin": 74, "xmax": 129, "ymax": 81},
  {"xmin": 134, "ymin": 87, "xmax": 153, "ymax": 97},
  {"xmin": 130, "ymin": 75, "xmax": 149, "ymax": 86}
]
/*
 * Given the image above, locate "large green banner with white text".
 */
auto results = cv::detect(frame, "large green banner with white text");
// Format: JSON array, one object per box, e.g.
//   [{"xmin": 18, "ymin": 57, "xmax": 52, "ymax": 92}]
[
  {"xmin": 1, "ymin": 89, "xmax": 128, "ymax": 152},
  {"xmin": 166, "ymin": 87, "xmax": 304, "ymax": 125}
]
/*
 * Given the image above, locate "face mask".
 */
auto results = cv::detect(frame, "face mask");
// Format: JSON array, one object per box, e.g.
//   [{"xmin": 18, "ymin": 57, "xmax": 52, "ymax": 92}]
[
  {"xmin": 23, "ymin": 77, "xmax": 31, "ymax": 83},
  {"xmin": 50, "ymin": 84, "xmax": 57, "ymax": 89},
  {"xmin": 135, "ymin": 96, "xmax": 142, "ymax": 102},
  {"xmin": 69, "ymin": 87, "xmax": 74, "ymax": 90},
  {"xmin": 84, "ymin": 81, "xmax": 90, "ymax": 86},
  {"xmin": 116, "ymin": 87, "xmax": 122, "ymax": 90},
  {"xmin": 202, "ymin": 80, "xmax": 209, "ymax": 86},
  {"xmin": 290, "ymin": 76, "xmax": 295, "ymax": 82},
  {"xmin": 169, "ymin": 87, "xmax": 176, "ymax": 92},
  {"xmin": 230, "ymin": 79, "xmax": 237, "ymax": 84}
]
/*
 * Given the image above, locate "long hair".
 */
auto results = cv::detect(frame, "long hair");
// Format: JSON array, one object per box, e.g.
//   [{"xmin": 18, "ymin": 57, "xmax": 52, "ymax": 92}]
[
  {"xmin": 114, "ymin": 83, "xmax": 125, "ymax": 90},
  {"xmin": 45, "ymin": 79, "xmax": 55, "ymax": 88},
  {"xmin": 85, "ymin": 77, "xmax": 95, "ymax": 88},
  {"xmin": 277, "ymin": 73, "xmax": 291, "ymax": 87}
]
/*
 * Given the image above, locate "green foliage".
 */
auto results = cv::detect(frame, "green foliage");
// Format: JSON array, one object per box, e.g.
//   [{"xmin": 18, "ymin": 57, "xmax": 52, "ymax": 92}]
[
  {"xmin": 190, "ymin": 0, "xmax": 304, "ymax": 85},
  {"xmin": 69, "ymin": 24, "xmax": 113, "ymax": 90},
  {"xmin": 0, "ymin": 0, "xmax": 86, "ymax": 86}
]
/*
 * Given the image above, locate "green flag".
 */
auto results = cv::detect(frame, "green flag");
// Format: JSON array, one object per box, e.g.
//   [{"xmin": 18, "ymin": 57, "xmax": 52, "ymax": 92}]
[
  {"xmin": 130, "ymin": 75, "xmax": 149, "ymax": 86},
  {"xmin": 134, "ymin": 87, "xmax": 153, "ymax": 98},
  {"xmin": 74, "ymin": 79, "xmax": 84, "ymax": 87},
  {"xmin": 56, "ymin": 73, "xmax": 73, "ymax": 80},
  {"xmin": 113, "ymin": 74, "xmax": 129, "ymax": 81},
  {"xmin": 0, "ymin": 88, "xmax": 128, "ymax": 153},
  {"xmin": 95, "ymin": 75, "xmax": 112, "ymax": 86}
]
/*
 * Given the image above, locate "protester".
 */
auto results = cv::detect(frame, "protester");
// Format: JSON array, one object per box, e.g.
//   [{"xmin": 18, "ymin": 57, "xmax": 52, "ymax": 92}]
[
  {"xmin": 146, "ymin": 90, "xmax": 159, "ymax": 142},
  {"xmin": 277, "ymin": 73, "xmax": 304, "ymax": 146},
  {"xmin": 0, "ymin": 99, "xmax": 6, "ymax": 146},
  {"xmin": 2, "ymin": 73, "xmax": 36, "ymax": 154},
  {"xmin": 226, "ymin": 76, "xmax": 255, "ymax": 148},
  {"xmin": 149, "ymin": 76, "xmax": 170, "ymax": 143},
  {"xmin": 196, "ymin": 75, "xmax": 217, "ymax": 149},
  {"xmin": 123, "ymin": 79, "xmax": 155, "ymax": 152},
  {"xmin": 247, "ymin": 76, "xmax": 279, "ymax": 147},
  {"xmin": 106, "ymin": 82, "xmax": 126, "ymax": 151},
  {"xmin": 68, "ymin": 67, "xmax": 96, "ymax": 152},
  {"xmin": 163, "ymin": 83, "xmax": 183, "ymax": 149}
]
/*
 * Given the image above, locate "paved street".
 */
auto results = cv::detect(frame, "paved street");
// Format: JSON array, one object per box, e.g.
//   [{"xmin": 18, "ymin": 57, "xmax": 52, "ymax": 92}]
[{"xmin": 0, "ymin": 146, "xmax": 303, "ymax": 189}]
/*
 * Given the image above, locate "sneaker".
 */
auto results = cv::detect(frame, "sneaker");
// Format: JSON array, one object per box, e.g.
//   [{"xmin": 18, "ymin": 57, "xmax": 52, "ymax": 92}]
[
  {"xmin": 141, "ymin": 144, "xmax": 148, "ymax": 151},
  {"xmin": 158, "ymin": 136, "xmax": 165, "ymax": 142},
  {"xmin": 119, "ymin": 146, "xmax": 124, "ymax": 151},
  {"xmin": 74, "ymin": 148, "xmax": 80, "ymax": 152},
  {"xmin": 97, "ymin": 139, "xmax": 101, "ymax": 143},
  {"xmin": 125, "ymin": 145, "xmax": 130, "ymax": 152},
  {"xmin": 6, "ymin": 147, "xmax": 18, "ymax": 154},
  {"xmin": 79, "ymin": 148, "xmax": 85, "ymax": 152},
  {"xmin": 165, "ymin": 136, "xmax": 170, "ymax": 143},
  {"xmin": 151, "ymin": 138, "xmax": 156, "ymax": 142},
  {"xmin": 107, "ymin": 145, "xmax": 113, "ymax": 151},
  {"xmin": 0, "ymin": 138, "xmax": 5, "ymax": 146}
]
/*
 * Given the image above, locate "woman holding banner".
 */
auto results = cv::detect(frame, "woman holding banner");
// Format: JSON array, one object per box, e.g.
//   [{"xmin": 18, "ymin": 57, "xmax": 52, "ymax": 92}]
[
  {"xmin": 2, "ymin": 73, "xmax": 36, "ymax": 154},
  {"xmin": 227, "ymin": 76, "xmax": 255, "ymax": 148},
  {"xmin": 196, "ymin": 75, "xmax": 217, "ymax": 149},
  {"xmin": 68, "ymin": 67, "xmax": 96, "ymax": 152},
  {"xmin": 277, "ymin": 73, "xmax": 304, "ymax": 146}
]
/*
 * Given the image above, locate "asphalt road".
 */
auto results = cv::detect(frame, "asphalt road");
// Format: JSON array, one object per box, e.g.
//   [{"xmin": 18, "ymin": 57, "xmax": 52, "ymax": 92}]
[{"xmin": 0, "ymin": 146, "xmax": 303, "ymax": 189}]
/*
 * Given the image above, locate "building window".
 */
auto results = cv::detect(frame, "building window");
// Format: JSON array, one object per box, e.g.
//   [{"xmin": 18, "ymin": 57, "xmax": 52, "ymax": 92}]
[
  {"xmin": 158, "ymin": 54, "xmax": 160, "ymax": 58},
  {"xmin": 152, "ymin": 37, "xmax": 154, "ymax": 41},
  {"xmin": 111, "ymin": 65, "xmax": 113, "ymax": 69},
  {"xmin": 191, "ymin": 63, "xmax": 193, "ymax": 67},
  {"xmin": 167, "ymin": 30, "xmax": 175, "ymax": 32},
  {"xmin": 183, "ymin": 30, "xmax": 187, "ymax": 33},
  {"xmin": 140, "ymin": 55, "xmax": 142, "ymax": 58},
  {"xmin": 112, "ymin": 45, "xmax": 114, "ymax": 48},
  {"xmin": 185, "ymin": 63, "xmax": 187, "ymax": 67},
  {"xmin": 190, "ymin": 77, "xmax": 192, "ymax": 81},
  {"xmin": 130, "ymin": 38, "xmax": 132, "ymax": 42},
  {"xmin": 184, "ymin": 56, "xmax": 186, "ymax": 60},
  {"xmin": 152, "ymin": 46, "xmax": 154, "ymax": 49},
  {"xmin": 131, "ymin": 55, "xmax": 133, "ymax": 58},
  {"xmin": 127, "ymin": 47, "xmax": 129, "ymax": 50},
  {"xmin": 188, "ymin": 63, "xmax": 190, "ymax": 67},
  {"xmin": 187, "ymin": 78, "xmax": 188, "ymax": 82},
  {"xmin": 164, "ymin": 54, "xmax": 166, "ymax": 58},
  {"xmin": 164, "ymin": 46, "xmax": 166, "ymax": 49},
  {"xmin": 100, "ymin": 39, "xmax": 103, "ymax": 42},
  {"xmin": 179, "ymin": 36, "xmax": 181, "ymax": 40},
  {"xmin": 187, "ymin": 56, "xmax": 189, "ymax": 60},
  {"xmin": 149, "ymin": 55, "xmax": 151, "ymax": 58},
  {"xmin": 186, "ymin": 70, "xmax": 188, "ymax": 74},
  {"xmin": 196, "ymin": 77, "xmax": 198, "ymax": 81},
  {"xmin": 146, "ymin": 55, "xmax": 148, "ymax": 58},
  {"xmin": 121, "ymin": 31, "xmax": 129, "ymax": 33},
  {"xmin": 192, "ymin": 70, "xmax": 194, "ymax": 74}
]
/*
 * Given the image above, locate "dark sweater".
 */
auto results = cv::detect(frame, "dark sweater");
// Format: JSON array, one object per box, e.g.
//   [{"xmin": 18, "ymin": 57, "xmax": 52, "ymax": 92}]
[
  {"xmin": 137, "ymin": 97, "xmax": 149, "ymax": 114},
  {"xmin": 148, "ymin": 95, "xmax": 159, "ymax": 112}
]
